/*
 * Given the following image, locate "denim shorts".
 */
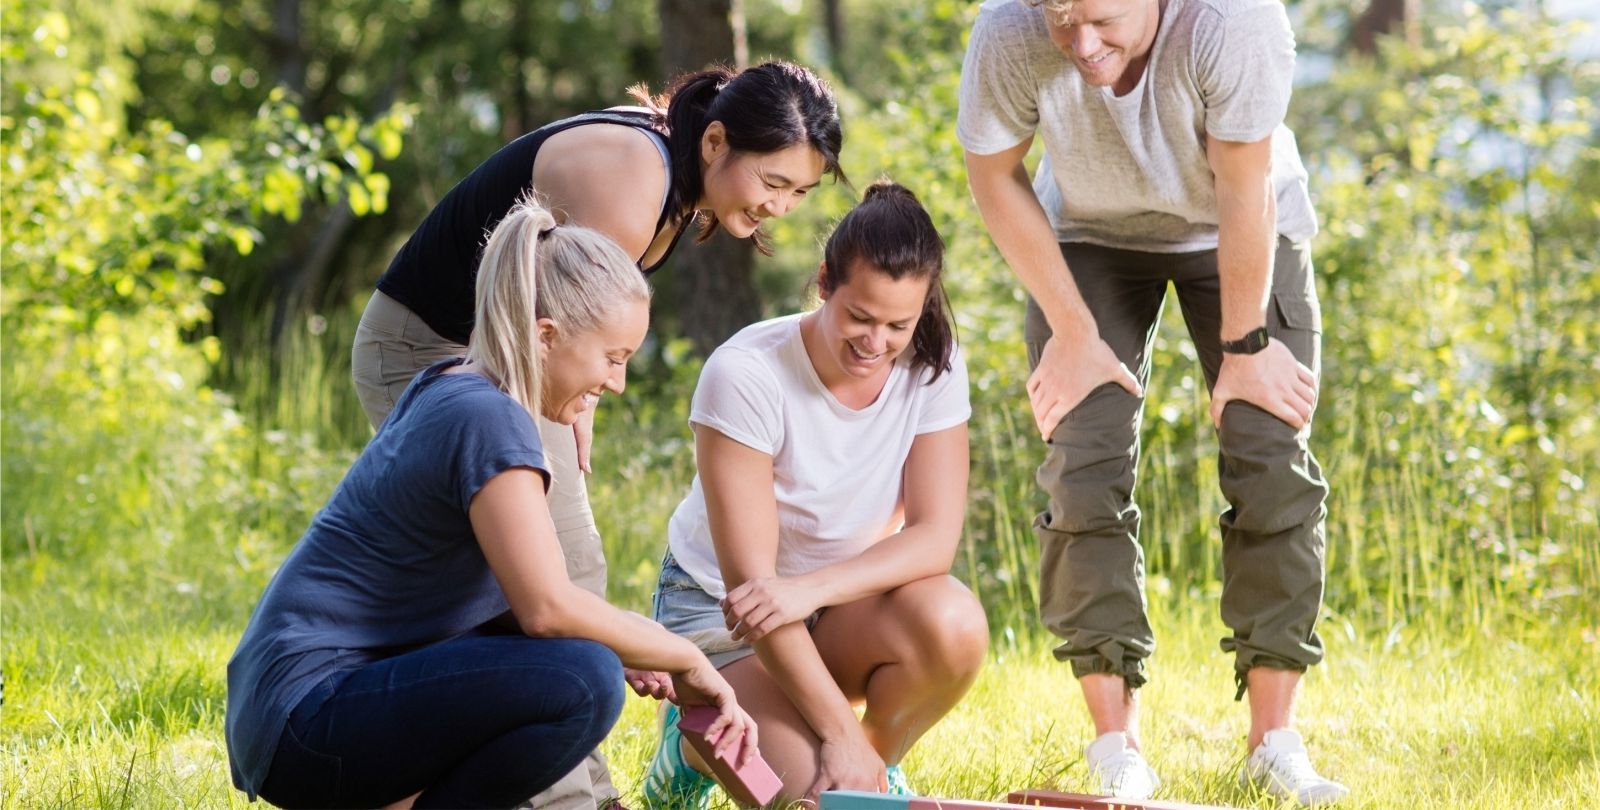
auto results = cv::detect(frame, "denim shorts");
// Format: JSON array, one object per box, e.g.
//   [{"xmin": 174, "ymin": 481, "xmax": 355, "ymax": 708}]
[{"xmin": 652, "ymin": 551, "xmax": 820, "ymax": 669}]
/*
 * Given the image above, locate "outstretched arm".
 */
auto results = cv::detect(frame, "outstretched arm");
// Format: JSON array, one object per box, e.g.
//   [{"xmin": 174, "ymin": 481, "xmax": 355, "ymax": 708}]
[
  {"xmin": 965, "ymin": 142, "xmax": 1142, "ymax": 439},
  {"xmin": 471, "ymin": 468, "xmax": 756, "ymax": 763}
]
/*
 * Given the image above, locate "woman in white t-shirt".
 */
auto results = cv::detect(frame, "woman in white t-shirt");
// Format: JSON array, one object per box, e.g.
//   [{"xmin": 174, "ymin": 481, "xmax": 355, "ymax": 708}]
[{"xmin": 643, "ymin": 181, "xmax": 987, "ymax": 806}]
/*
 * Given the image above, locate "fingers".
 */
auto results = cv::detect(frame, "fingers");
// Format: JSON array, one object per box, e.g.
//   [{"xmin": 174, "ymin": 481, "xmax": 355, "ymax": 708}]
[
  {"xmin": 1115, "ymin": 363, "xmax": 1144, "ymax": 398},
  {"xmin": 573, "ymin": 422, "xmax": 593, "ymax": 475}
]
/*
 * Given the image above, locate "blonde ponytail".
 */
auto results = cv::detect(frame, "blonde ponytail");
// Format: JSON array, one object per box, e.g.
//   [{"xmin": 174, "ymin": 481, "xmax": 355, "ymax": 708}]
[{"xmin": 467, "ymin": 197, "xmax": 650, "ymax": 419}]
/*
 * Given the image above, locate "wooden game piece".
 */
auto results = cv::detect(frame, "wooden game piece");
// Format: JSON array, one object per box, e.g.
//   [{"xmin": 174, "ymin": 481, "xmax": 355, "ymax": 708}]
[{"xmin": 678, "ymin": 705, "xmax": 784, "ymax": 806}]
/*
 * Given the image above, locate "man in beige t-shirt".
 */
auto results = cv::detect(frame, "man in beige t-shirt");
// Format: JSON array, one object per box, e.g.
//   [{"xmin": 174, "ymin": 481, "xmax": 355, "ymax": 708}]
[{"xmin": 959, "ymin": 0, "xmax": 1347, "ymax": 804}]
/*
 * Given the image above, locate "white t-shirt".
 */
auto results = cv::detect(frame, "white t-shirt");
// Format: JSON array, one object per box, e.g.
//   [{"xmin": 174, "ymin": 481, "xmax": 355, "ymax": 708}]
[
  {"xmin": 667, "ymin": 314, "xmax": 972, "ymax": 599},
  {"xmin": 957, "ymin": 0, "xmax": 1318, "ymax": 252}
]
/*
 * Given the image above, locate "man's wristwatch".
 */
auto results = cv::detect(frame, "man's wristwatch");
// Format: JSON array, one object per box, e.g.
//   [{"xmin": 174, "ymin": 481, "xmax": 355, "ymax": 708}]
[{"xmin": 1221, "ymin": 326, "xmax": 1271, "ymax": 355}]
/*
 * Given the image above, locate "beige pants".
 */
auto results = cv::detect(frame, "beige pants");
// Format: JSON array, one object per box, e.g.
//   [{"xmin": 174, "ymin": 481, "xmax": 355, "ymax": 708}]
[{"xmin": 352, "ymin": 290, "xmax": 617, "ymax": 809}]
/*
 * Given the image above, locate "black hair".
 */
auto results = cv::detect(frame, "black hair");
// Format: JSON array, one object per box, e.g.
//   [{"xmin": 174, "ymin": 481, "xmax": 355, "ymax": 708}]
[
  {"xmin": 819, "ymin": 180, "xmax": 955, "ymax": 383},
  {"xmin": 632, "ymin": 61, "xmax": 846, "ymax": 250}
]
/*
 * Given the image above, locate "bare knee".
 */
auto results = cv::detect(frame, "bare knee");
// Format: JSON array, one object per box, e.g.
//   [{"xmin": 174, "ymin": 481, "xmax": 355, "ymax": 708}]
[{"xmin": 888, "ymin": 576, "xmax": 989, "ymax": 678}]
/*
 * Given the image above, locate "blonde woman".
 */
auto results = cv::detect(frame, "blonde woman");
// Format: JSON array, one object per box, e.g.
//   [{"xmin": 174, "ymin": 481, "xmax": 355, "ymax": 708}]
[{"xmin": 227, "ymin": 200, "xmax": 755, "ymax": 809}]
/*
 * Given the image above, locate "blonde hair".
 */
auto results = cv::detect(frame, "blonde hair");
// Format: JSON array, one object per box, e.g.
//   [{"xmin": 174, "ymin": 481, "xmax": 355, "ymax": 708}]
[
  {"xmin": 1027, "ymin": 0, "xmax": 1081, "ymax": 23},
  {"xmin": 467, "ymin": 198, "xmax": 651, "ymax": 419}
]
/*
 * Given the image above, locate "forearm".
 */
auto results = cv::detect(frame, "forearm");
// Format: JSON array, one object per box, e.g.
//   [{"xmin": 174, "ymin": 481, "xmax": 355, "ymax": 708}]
[
  {"xmin": 798, "ymin": 525, "xmax": 957, "ymax": 609},
  {"xmin": 750, "ymin": 623, "xmax": 861, "ymax": 741},
  {"xmin": 523, "ymin": 586, "xmax": 703, "ymax": 673},
  {"xmin": 1213, "ymin": 151, "xmax": 1278, "ymax": 341},
  {"xmin": 967, "ymin": 154, "xmax": 1096, "ymax": 340}
]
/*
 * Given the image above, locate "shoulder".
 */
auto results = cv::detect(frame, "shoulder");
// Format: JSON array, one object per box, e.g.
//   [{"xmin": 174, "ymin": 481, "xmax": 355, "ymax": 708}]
[
  {"xmin": 973, "ymin": 0, "xmax": 1048, "ymax": 40},
  {"xmin": 422, "ymin": 372, "xmax": 538, "ymax": 440},
  {"xmin": 532, "ymin": 121, "xmax": 668, "ymax": 257},
  {"xmin": 1177, "ymin": 0, "xmax": 1292, "ymax": 43},
  {"xmin": 703, "ymin": 317, "xmax": 797, "ymax": 378}
]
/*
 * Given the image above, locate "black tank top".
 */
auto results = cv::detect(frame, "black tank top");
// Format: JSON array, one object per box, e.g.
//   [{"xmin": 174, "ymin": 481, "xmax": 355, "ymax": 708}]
[{"xmin": 375, "ymin": 109, "xmax": 690, "ymax": 345}]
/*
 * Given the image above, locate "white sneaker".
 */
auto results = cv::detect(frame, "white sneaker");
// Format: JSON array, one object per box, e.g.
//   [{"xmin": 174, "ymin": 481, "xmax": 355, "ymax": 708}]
[
  {"xmin": 1242, "ymin": 728, "xmax": 1350, "ymax": 806},
  {"xmin": 1084, "ymin": 731, "xmax": 1161, "ymax": 799}
]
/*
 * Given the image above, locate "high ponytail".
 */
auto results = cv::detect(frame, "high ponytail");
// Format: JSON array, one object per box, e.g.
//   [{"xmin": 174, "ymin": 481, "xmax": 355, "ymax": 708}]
[
  {"xmin": 468, "ymin": 197, "xmax": 651, "ymax": 419},
  {"xmin": 819, "ymin": 180, "xmax": 955, "ymax": 384}
]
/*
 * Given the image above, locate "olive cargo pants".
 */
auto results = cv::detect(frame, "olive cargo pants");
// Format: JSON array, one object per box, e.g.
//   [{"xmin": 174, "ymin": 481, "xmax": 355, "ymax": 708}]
[{"xmin": 1025, "ymin": 238, "xmax": 1329, "ymax": 695}]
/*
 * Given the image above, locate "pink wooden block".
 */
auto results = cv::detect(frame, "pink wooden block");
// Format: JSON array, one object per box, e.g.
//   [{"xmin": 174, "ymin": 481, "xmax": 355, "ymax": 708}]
[
  {"xmin": 678, "ymin": 705, "xmax": 784, "ymax": 806},
  {"xmin": 1008, "ymin": 789, "xmax": 1233, "ymax": 810}
]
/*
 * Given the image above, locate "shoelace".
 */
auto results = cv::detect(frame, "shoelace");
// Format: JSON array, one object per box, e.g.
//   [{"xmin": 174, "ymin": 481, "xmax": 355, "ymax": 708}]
[{"xmin": 1264, "ymin": 749, "xmax": 1321, "ymax": 787}]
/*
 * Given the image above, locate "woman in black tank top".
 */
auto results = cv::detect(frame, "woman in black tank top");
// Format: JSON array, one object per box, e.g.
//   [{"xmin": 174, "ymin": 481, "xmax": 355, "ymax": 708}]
[{"xmin": 350, "ymin": 59, "xmax": 844, "ymax": 808}]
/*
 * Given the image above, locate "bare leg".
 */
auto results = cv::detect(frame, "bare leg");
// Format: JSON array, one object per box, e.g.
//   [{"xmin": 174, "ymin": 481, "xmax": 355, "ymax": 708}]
[
  {"xmin": 714, "ymin": 575, "xmax": 988, "ymax": 798},
  {"xmin": 1246, "ymin": 667, "xmax": 1301, "ymax": 749},
  {"xmin": 1079, "ymin": 673, "xmax": 1142, "ymax": 749}
]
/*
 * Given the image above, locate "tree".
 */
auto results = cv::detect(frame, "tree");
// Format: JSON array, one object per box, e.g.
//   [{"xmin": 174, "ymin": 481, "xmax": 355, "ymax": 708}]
[{"xmin": 655, "ymin": 0, "xmax": 760, "ymax": 356}]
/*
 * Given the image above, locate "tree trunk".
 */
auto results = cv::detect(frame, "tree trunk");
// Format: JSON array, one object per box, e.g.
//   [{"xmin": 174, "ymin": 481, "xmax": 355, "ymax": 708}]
[
  {"xmin": 822, "ymin": 0, "xmax": 846, "ymax": 82},
  {"xmin": 656, "ymin": 0, "xmax": 758, "ymax": 356},
  {"xmin": 1348, "ymin": 0, "xmax": 1418, "ymax": 56}
]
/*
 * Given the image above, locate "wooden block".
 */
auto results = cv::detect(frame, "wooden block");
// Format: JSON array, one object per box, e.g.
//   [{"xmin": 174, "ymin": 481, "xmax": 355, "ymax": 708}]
[
  {"xmin": 1007, "ymin": 788, "xmax": 1233, "ymax": 810},
  {"xmin": 820, "ymin": 791, "xmax": 1032, "ymax": 810},
  {"xmin": 819, "ymin": 792, "xmax": 912, "ymax": 810},
  {"xmin": 678, "ymin": 705, "xmax": 784, "ymax": 806}
]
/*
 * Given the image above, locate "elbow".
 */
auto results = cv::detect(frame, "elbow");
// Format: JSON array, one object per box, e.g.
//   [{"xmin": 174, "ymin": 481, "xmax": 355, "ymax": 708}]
[{"xmin": 515, "ymin": 597, "xmax": 578, "ymax": 638}]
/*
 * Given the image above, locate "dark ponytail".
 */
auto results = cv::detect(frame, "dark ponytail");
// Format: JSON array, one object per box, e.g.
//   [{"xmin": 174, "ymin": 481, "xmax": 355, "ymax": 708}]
[
  {"xmin": 633, "ymin": 61, "xmax": 846, "ymax": 245},
  {"xmin": 820, "ymin": 180, "xmax": 956, "ymax": 384}
]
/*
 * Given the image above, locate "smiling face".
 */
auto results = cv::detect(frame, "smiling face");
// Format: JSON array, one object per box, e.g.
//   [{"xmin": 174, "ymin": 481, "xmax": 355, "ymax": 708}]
[
  {"xmin": 1042, "ymin": 0, "xmax": 1161, "ymax": 95},
  {"xmin": 537, "ymin": 297, "xmax": 649, "ymax": 425},
  {"xmin": 805, "ymin": 260, "xmax": 931, "ymax": 391},
  {"xmin": 698, "ymin": 122, "xmax": 827, "ymax": 238}
]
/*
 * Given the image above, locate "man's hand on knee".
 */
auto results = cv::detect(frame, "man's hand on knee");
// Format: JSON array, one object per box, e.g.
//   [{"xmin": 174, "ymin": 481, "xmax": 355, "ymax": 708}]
[
  {"xmin": 1210, "ymin": 339, "xmax": 1318, "ymax": 430},
  {"xmin": 1028, "ymin": 335, "xmax": 1143, "ymax": 440}
]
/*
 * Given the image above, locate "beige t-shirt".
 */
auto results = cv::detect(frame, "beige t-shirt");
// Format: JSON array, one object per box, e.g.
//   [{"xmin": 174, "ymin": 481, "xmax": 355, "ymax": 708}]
[{"xmin": 957, "ymin": 0, "xmax": 1318, "ymax": 252}]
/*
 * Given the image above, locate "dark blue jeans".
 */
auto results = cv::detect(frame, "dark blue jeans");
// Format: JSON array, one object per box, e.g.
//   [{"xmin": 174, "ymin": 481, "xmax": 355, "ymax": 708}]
[{"xmin": 258, "ymin": 634, "xmax": 624, "ymax": 809}]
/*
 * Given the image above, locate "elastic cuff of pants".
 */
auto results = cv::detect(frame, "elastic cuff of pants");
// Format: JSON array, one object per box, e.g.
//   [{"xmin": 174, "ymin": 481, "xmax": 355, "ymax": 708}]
[
  {"xmin": 1062, "ymin": 653, "xmax": 1148, "ymax": 690},
  {"xmin": 1232, "ymin": 658, "xmax": 1308, "ymax": 701}
]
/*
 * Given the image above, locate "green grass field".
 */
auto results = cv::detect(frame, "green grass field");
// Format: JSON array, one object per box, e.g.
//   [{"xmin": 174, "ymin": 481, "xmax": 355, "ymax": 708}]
[
  {"xmin": 4, "ymin": 311, "xmax": 1597, "ymax": 809},
  {"xmin": 6, "ymin": 562, "xmax": 1597, "ymax": 809}
]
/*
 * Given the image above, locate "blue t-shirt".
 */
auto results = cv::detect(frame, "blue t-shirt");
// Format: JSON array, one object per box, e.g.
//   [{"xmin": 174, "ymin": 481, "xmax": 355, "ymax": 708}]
[{"xmin": 225, "ymin": 359, "xmax": 549, "ymax": 798}]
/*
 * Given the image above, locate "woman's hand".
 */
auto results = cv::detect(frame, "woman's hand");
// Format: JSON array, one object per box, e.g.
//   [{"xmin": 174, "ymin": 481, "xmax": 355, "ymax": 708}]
[
  {"xmin": 804, "ymin": 733, "xmax": 887, "ymax": 802},
  {"xmin": 721, "ymin": 576, "xmax": 822, "ymax": 643},
  {"xmin": 671, "ymin": 661, "xmax": 759, "ymax": 767},
  {"xmin": 624, "ymin": 668, "xmax": 676, "ymax": 701}
]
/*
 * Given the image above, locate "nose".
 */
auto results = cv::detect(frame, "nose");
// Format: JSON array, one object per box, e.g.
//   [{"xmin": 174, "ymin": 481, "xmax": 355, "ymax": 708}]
[
  {"xmin": 862, "ymin": 325, "xmax": 887, "ymax": 353},
  {"xmin": 1072, "ymin": 26, "xmax": 1100, "ymax": 57},
  {"xmin": 604, "ymin": 367, "xmax": 627, "ymax": 395},
  {"xmin": 763, "ymin": 189, "xmax": 799, "ymax": 218}
]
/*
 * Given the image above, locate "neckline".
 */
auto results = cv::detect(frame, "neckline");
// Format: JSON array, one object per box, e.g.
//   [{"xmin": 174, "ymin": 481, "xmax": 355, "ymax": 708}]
[{"xmin": 789, "ymin": 313, "xmax": 901, "ymax": 416}]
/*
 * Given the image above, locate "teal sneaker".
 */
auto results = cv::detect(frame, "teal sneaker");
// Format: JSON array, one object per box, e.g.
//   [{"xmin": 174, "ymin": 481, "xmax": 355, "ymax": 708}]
[
  {"xmin": 642, "ymin": 703, "xmax": 716, "ymax": 810},
  {"xmin": 885, "ymin": 764, "xmax": 915, "ymax": 796}
]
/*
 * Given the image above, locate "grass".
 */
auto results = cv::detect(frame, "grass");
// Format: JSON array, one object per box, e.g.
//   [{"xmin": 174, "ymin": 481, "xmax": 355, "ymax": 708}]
[
  {"xmin": 4, "ymin": 307, "xmax": 1597, "ymax": 809},
  {"xmin": 6, "ymin": 563, "xmax": 1597, "ymax": 809}
]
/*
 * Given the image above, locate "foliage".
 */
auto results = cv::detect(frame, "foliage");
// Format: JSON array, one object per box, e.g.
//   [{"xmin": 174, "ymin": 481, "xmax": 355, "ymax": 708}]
[{"xmin": 3, "ymin": 0, "xmax": 1599, "ymax": 806}]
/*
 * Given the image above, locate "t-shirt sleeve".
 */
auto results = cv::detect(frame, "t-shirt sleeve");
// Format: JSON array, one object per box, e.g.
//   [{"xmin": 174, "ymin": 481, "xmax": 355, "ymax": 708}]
[
  {"xmin": 1193, "ymin": 0, "xmax": 1297, "ymax": 143},
  {"xmin": 689, "ymin": 346, "xmax": 783, "ymax": 455},
  {"xmin": 957, "ymin": 4, "xmax": 1041, "ymax": 155},
  {"xmin": 451, "ymin": 389, "xmax": 550, "ymax": 511},
  {"xmin": 916, "ymin": 344, "xmax": 972, "ymax": 435}
]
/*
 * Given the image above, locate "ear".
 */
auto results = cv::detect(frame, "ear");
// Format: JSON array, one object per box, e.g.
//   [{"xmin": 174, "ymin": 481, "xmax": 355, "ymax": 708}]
[
  {"xmin": 700, "ymin": 121, "xmax": 728, "ymax": 164},
  {"xmin": 536, "ymin": 316, "xmax": 559, "ymax": 357},
  {"xmin": 814, "ymin": 261, "xmax": 831, "ymax": 300}
]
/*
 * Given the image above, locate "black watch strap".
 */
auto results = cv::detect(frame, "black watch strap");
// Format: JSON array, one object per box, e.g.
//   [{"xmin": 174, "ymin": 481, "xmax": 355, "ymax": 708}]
[{"xmin": 1221, "ymin": 326, "xmax": 1271, "ymax": 355}]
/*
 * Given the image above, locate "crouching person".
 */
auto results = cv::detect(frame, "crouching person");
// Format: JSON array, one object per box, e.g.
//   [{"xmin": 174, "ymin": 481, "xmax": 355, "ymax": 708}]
[
  {"xmin": 226, "ymin": 199, "xmax": 755, "ymax": 809},
  {"xmin": 643, "ymin": 181, "xmax": 988, "ymax": 807}
]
